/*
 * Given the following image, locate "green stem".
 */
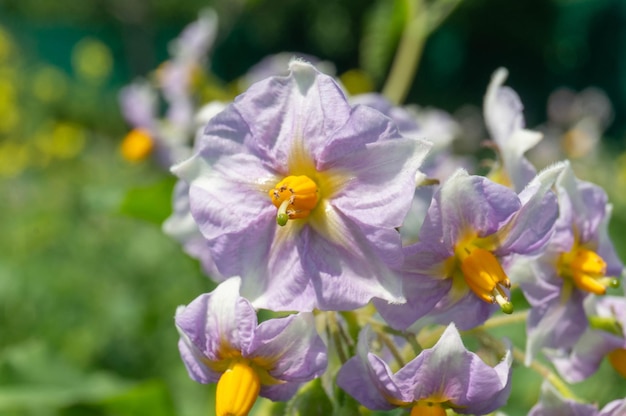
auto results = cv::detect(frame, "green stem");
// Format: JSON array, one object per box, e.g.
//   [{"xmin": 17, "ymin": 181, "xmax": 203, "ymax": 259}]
[
  {"xmin": 381, "ymin": 0, "xmax": 426, "ymax": 105},
  {"xmin": 511, "ymin": 346, "xmax": 582, "ymax": 401},
  {"xmin": 480, "ymin": 310, "xmax": 529, "ymax": 330},
  {"xmin": 381, "ymin": 0, "xmax": 464, "ymax": 105}
]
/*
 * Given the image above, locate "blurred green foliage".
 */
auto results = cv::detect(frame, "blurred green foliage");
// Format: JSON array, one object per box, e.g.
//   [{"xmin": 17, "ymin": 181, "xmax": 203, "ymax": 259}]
[{"xmin": 1, "ymin": 0, "xmax": 626, "ymax": 415}]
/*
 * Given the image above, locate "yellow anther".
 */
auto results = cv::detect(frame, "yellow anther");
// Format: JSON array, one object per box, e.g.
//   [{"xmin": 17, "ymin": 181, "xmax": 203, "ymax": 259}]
[
  {"xmin": 410, "ymin": 403, "xmax": 447, "ymax": 416},
  {"xmin": 269, "ymin": 175, "xmax": 319, "ymax": 226},
  {"xmin": 559, "ymin": 246, "xmax": 608, "ymax": 295},
  {"xmin": 458, "ymin": 246, "xmax": 513, "ymax": 313},
  {"xmin": 120, "ymin": 128, "xmax": 153, "ymax": 162},
  {"xmin": 215, "ymin": 360, "xmax": 261, "ymax": 416}
]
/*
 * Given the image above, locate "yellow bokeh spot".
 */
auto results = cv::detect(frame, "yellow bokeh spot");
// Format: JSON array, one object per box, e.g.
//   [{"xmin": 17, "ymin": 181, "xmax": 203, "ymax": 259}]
[
  {"xmin": 35, "ymin": 121, "xmax": 86, "ymax": 160},
  {"xmin": 72, "ymin": 38, "xmax": 113, "ymax": 83},
  {"xmin": 0, "ymin": 141, "xmax": 30, "ymax": 177},
  {"xmin": 32, "ymin": 66, "xmax": 68, "ymax": 103}
]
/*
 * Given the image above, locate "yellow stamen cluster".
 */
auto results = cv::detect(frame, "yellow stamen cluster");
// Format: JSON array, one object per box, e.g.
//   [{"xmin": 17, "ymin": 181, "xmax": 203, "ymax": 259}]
[
  {"xmin": 454, "ymin": 236, "xmax": 513, "ymax": 314},
  {"xmin": 120, "ymin": 128, "xmax": 154, "ymax": 162},
  {"xmin": 215, "ymin": 359, "xmax": 261, "ymax": 416},
  {"xmin": 558, "ymin": 245, "xmax": 613, "ymax": 295},
  {"xmin": 269, "ymin": 175, "xmax": 319, "ymax": 226}
]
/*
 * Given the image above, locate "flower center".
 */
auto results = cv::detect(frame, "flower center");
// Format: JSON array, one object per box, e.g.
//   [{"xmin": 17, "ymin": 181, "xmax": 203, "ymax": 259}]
[
  {"xmin": 454, "ymin": 239, "xmax": 513, "ymax": 313},
  {"xmin": 558, "ymin": 245, "xmax": 616, "ymax": 295},
  {"xmin": 215, "ymin": 359, "xmax": 261, "ymax": 416},
  {"xmin": 269, "ymin": 175, "xmax": 319, "ymax": 226},
  {"xmin": 120, "ymin": 128, "xmax": 154, "ymax": 162}
]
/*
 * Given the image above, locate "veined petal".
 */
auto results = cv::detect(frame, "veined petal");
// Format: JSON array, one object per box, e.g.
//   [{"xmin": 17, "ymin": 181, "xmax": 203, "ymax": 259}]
[
  {"xmin": 484, "ymin": 68, "xmax": 524, "ymax": 147},
  {"xmin": 225, "ymin": 59, "xmax": 353, "ymax": 172},
  {"xmin": 433, "ymin": 170, "xmax": 520, "ymax": 247},
  {"xmin": 397, "ymin": 323, "xmax": 512, "ymax": 414},
  {"xmin": 248, "ymin": 313, "xmax": 327, "ymax": 382},
  {"xmin": 525, "ymin": 292, "xmax": 587, "ymax": 366},
  {"xmin": 336, "ymin": 326, "xmax": 407, "ymax": 410},
  {"xmin": 496, "ymin": 162, "xmax": 565, "ymax": 255},
  {"xmin": 328, "ymin": 120, "xmax": 431, "ymax": 229},
  {"xmin": 302, "ymin": 207, "xmax": 405, "ymax": 309},
  {"xmin": 175, "ymin": 278, "xmax": 257, "ymax": 359},
  {"xmin": 529, "ymin": 382, "xmax": 600, "ymax": 415}
]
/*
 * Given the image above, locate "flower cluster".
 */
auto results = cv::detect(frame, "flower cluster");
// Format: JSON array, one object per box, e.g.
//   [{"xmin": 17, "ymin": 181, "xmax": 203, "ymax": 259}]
[{"xmin": 120, "ymin": 11, "xmax": 626, "ymax": 416}]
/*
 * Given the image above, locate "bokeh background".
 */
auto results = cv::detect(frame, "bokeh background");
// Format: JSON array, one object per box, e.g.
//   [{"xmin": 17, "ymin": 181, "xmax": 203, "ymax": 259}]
[{"xmin": 1, "ymin": 0, "xmax": 626, "ymax": 415}]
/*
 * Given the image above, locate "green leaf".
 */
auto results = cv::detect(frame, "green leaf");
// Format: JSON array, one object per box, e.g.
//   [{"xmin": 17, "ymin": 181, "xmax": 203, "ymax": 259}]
[
  {"xmin": 360, "ymin": 0, "xmax": 410, "ymax": 84},
  {"xmin": 97, "ymin": 380, "xmax": 176, "ymax": 416},
  {"xmin": 119, "ymin": 176, "xmax": 177, "ymax": 224}
]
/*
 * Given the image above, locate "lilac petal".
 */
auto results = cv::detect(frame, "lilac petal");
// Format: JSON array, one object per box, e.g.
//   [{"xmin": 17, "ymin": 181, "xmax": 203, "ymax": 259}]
[
  {"xmin": 227, "ymin": 59, "xmax": 353, "ymax": 172},
  {"xmin": 328, "ymin": 118, "xmax": 431, "ymax": 230},
  {"xmin": 529, "ymin": 381, "xmax": 599, "ymax": 416},
  {"xmin": 300, "ymin": 210, "xmax": 405, "ymax": 309},
  {"xmin": 497, "ymin": 162, "xmax": 564, "ymax": 255},
  {"xmin": 336, "ymin": 326, "xmax": 406, "ymax": 410},
  {"xmin": 434, "ymin": 170, "xmax": 521, "ymax": 247},
  {"xmin": 396, "ymin": 324, "xmax": 512, "ymax": 414},
  {"xmin": 175, "ymin": 277, "xmax": 257, "ymax": 359},
  {"xmin": 119, "ymin": 80, "xmax": 157, "ymax": 128},
  {"xmin": 163, "ymin": 181, "xmax": 222, "ymax": 280},
  {"xmin": 176, "ymin": 151, "xmax": 278, "ymax": 239},
  {"xmin": 260, "ymin": 381, "xmax": 303, "ymax": 402},
  {"xmin": 525, "ymin": 291, "xmax": 588, "ymax": 366},
  {"xmin": 600, "ymin": 399, "xmax": 626, "ymax": 416},
  {"xmin": 176, "ymin": 333, "xmax": 220, "ymax": 384},
  {"xmin": 351, "ymin": 93, "xmax": 421, "ymax": 136},
  {"xmin": 375, "ymin": 242, "xmax": 452, "ymax": 330},
  {"xmin": 248, "ymin": 313, "xmax": 327, "ymax": 382},
  {"xmin": 546, "ymin": 328, "xmax": 622, "ymax": 383},
  {"xmin": 426, "ymin": 287, "xmax": 500, "ymax": 331},
  {"xmin": 557, "ymin": 164, "xmax": 608, "ymax": 244},
  {"xmin": 484, "ymin": 68, "xmax": 525, "ymax": 147}
]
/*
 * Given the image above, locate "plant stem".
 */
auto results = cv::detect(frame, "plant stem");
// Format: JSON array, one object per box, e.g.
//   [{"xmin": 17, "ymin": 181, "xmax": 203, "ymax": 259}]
[
  {"xmin": 511, "ymin": 346, "xmax": 582, "ymax": 401},
  {"xmin": 381, "ymin": 0, "xmax": 426, "ymax": 105},
  {"xmin": 381, "ymin": 0, "xmax": 463, "ymax": 105}
]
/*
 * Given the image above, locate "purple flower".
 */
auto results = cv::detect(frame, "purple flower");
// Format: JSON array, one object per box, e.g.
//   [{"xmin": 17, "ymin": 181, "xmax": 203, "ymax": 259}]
[
  {"xmin": 545, "ymin": 296, "xmax": 626, "ymax": 382},
  {"xmin": 175, "ymin": 277, "xmax": 327, "ymax": 415},
  {"xmin": 512, "ymin": 164, "xmax": 623, "ymax": 363},
  {"xmin": 172, "ymin": 60, "xmax": 431, "ymax": 311},
  {"xmin": 336, "ymin": 323, "xmax": 512, "ymax": 415},
  {"xmin": 529, "ymin": 381, "xmax": 626, "ymax": 416},
  {"xmin": 484, "ymin": 68, "xmax": 543, "ymax": 192},
  {"xmin": 376, "ymin": 164, "xmax": 563, "ymax": 330},
  {"xmin": 119, "ymin": 10, "xmax": 218, "ymax": 167}
]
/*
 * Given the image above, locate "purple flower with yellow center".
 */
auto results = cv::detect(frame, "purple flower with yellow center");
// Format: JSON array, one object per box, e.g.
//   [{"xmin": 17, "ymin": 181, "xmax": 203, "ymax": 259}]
[
  {"xmin": 376, "ymin": 164, "xmax": 564, "ymax": 330},
  {"xmin": 175, "ymin": 277, "xmax": 327, "ymax": 416},
  {"xmin": 119, "ymin": 10, "xmax": 218, "ymax": 166},
  {"xmin": 529, "ymin": 381, "xmax": 626, "ymax": 416},
  {"xmin": 336, "ymin": 323, "xmax": 513, "ymax": 415},
  {"xmin": 172, "ymin": 60, "xmax": 431, "ymax": 311},
  {"xmin": 545, "ymin": 296, "xmax": 626, "ymax": 383},
  {"xmin": 512, "ymin": 164, "xmax": 623, "ymax": 363}
]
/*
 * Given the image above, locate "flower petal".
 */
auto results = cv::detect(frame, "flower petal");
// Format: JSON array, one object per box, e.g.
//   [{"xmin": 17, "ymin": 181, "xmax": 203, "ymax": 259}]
[{"xmin": 248, "ymin": 313, "xmax": 327, "ymax": 382}]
